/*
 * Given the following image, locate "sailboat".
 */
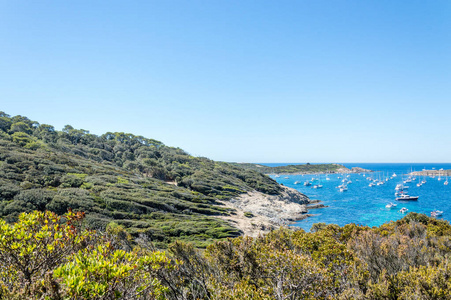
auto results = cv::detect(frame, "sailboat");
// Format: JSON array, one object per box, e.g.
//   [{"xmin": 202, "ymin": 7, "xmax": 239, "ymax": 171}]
[
  {"xmin": 313, "ymin": 175, "xmax": 323, "ymax": 188},
  {"xmin": 417, "ymin": 178, "xmax": 422, "ymax": 187},
  {"xmin": 444, "ymin": 175, "xmax": 449, "ymax": 186}
]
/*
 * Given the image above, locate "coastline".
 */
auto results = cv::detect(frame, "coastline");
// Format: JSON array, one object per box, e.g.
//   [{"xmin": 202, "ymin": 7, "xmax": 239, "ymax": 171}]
[
  {"xmin": 218, "ymin": 186, "xmax": 322, "ymax": 237},
  {"xmin": 266, "ymin": 166, "xmax": 372, "ymax": 176},
  {"xmin": 410, "ymin": 170, "xmax": 451, "ymax": 176}
]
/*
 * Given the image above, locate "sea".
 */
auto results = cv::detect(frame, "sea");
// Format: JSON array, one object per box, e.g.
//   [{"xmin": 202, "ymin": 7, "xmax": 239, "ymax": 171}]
[{"xmin": 263, "ymin": 163, "xmax": 451, "ymax": 231}]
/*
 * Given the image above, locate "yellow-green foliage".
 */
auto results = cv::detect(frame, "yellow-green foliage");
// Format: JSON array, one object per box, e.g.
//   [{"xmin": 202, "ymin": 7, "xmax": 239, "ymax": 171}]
[
  {"xmin": 67, "ymin": 173, "xmax": 88, "ymax": 180},
  {"xmin": 54, "ymin": 243, "xmax": 173, "ymax": 299},
  {"xmin": 2, "ymin": 211, "xmax": 451, "ymax": 299},
  {"xmin": 116, "ymin": 176, "xmax": 129, "ymax": 185},
  {"xmin": 0, "ymin": 210, "xmax": 92, "ymax": 299}
]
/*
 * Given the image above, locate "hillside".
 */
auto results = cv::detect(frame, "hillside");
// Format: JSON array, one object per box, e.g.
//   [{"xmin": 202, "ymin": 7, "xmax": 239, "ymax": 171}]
[{"xmin": 0, "ymin": 111, "xmax": 294, "ymax": 247}]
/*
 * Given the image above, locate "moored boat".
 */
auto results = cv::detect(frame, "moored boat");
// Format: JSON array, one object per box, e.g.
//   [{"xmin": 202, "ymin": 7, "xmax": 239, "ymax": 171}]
[
  {"xmin": 399, "ymin": 207, "xmax": 408, "ymax": 213},
  {"xmin": 431, "ymin": 210, "xmax": 444, "ymax": 217},
  {"xmin": 396, "ymin": 194, "xmax": 419, "ymax": 201},
  {"xmin": 386, "ymin": 202, "xmax": 397, "ymax": 209}
]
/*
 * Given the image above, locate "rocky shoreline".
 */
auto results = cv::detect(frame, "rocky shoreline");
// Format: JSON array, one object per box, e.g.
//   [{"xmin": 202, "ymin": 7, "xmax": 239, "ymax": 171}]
[{"xmin": 218, "ymin": 186, "xmax": 324, "ymax": 237}]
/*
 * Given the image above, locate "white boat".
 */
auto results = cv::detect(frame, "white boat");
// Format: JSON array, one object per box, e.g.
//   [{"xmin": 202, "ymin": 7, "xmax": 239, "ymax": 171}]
[
  {"xmin": 339, "ymin": 186, "xmax": 348, "ymax": 192},
  {"xmin": 400, "ymin": 207, "xmax": 408, "ymax": 213},
  {"xmin": 444, "ymin": 176, "xmax": 449, "ymax": 186},
  {"xmin": 294, "ymin": 181, "xmax": 300, "ymax": 185},
  {"xmin": 396, "ymin": 194, "xmax": 419, "ymax": 201},
  {"xmin": 304, "ymin": 181, "xmax": 312, "ymax": 186},
  {"xmin": 431, "ymin": 210, "xmax": 443, "ymax": 217},
  {"xmin": 386, "ymin": 202, "xmax": 397, "ymax": 209},
  {"xmin": 392, "ymin": 173, "xmax": 397, "ymax": 177},
  {"xmin": 275, "ymin": 175, "xmax": 280, "ymax": 178},
  {"xmin": 395, "ymin": 184, "xmax": 409, "ymax": 190}
]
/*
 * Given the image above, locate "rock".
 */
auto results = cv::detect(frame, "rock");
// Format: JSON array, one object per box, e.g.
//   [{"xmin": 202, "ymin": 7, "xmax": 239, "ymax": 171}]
[
  {"xmin": 350, "ymin": 167, "xmax": 372, "ymax": 173},
  {"xmin": 217, "ymin": 186, "xmax": 312, "ymax": 237},
  {"xmin": 306, "ymin": 204, "xmax": 328, "ymax": 209}
]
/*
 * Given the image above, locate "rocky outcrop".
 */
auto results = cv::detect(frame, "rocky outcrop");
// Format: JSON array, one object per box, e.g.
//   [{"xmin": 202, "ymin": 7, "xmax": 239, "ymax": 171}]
[
  {"xmin": 217, "ymin": 186, "xmax": 311, "ymax": 237},
  {"xmin": 350, "ymin": 167, "xmax": 372, "ymax": 173},
  {"xmin": 336, "ymin": 166, "xmax": 372, "ymax": 173}
]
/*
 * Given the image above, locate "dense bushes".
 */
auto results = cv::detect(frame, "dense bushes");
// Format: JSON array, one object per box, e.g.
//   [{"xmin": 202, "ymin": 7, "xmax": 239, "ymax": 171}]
[
  {"xmin": 0, "ymin": 111, "xmax": 285, "ymax": 246},
  {"xmin": 5, "ymin": 211, "xmax": 451, "ymax": 299}
]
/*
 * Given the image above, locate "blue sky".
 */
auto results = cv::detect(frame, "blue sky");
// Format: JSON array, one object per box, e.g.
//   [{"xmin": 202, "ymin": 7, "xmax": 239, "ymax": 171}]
[{"xmin": 1, "ymin": 1, "xmax": 450, "ymax": 163}]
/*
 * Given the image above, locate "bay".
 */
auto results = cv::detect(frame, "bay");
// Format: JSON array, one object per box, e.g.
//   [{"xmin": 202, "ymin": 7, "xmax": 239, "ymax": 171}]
[{"xmin": 264, "ymin": 163, "xmax": 451, "ymax": 231}]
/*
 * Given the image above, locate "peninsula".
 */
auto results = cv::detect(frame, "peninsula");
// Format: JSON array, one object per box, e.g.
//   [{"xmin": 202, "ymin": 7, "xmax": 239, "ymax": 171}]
[{"xmin": 230, "ymin": 162, "xmax": 372, "ymax": 175}]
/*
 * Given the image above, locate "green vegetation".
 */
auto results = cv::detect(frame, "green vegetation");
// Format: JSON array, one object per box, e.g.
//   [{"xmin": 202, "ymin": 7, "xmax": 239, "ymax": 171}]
[
  {"xmin": 3, "ymin": 210, "xmax": 451, "ymax": 299},
  {"xmin": 230, "ymin": 162, "xmax": 344, "ymax": 174},
  {"xmin": 243, "ymin": 211, "xmax": 254, "ymax": 218},
  {"xmin": 0, "ymin": 112, "xmax": 282, "ymax": 247}
]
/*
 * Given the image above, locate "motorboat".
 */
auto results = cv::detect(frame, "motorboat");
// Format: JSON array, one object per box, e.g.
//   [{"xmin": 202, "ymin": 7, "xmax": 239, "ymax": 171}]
[
  {"xmin": 294, "ymin": 181, "xmax": 300, "ymax": 185},
  {"xmin": 431, "ymin": 210, "xmax": 444, "ymax": 217},
  {"xmin": 304, "ymin": 181, "xmax": 312, "ymax": 186},
  {"xmin": 396, "ymin": 194, "xmax": 419, "ymax": 201},
  {"xmin": 339, "ymin": 186, "xmax": 348, "ymax": 192},
  {"xmin": 399, "ymin": 207, "xmax": 408, "ymax": 213},
  {"xmin": 386, "ymin": 202, "xmax": 397, "ymax": 209}
]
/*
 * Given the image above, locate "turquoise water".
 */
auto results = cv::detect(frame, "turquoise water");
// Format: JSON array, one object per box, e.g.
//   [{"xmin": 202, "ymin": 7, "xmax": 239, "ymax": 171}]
[{"xmin": 265, "ymin": 163, "xmax": 451, "ymax": 231}]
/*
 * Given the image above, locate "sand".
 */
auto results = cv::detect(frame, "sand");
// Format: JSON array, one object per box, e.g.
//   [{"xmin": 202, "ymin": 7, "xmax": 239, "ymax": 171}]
[{"xmin": 218, "ymin": 186, "xmax": 311, "ymax": 237}]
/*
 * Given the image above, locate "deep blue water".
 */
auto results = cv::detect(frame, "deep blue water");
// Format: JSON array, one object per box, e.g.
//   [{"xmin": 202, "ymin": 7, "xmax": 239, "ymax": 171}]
[{"xmin": 263, "ymin": 163, "xmax": 451, "ymax": 231}]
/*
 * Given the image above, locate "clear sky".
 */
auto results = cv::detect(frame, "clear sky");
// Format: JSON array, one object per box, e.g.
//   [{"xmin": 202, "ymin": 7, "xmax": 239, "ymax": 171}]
[{"xmin": 1, "ymin": 1, "xmax": 450, "ymax": 163}]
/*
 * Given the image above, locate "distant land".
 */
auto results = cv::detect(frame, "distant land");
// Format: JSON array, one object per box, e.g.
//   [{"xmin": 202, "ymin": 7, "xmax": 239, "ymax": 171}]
[
  {"xmin": 410, "ymin": 170, "xmax": 451, "ymax": 176},
  {"xmin": 230, "ymin": 162, "xmax": 372, "ymax": 175}
]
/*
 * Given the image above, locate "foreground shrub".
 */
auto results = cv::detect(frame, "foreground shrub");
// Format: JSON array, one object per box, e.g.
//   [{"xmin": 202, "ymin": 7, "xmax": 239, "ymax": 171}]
[{"xmin": 0, "ymin": 210, "xmax": 91, "ymax": 299}]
